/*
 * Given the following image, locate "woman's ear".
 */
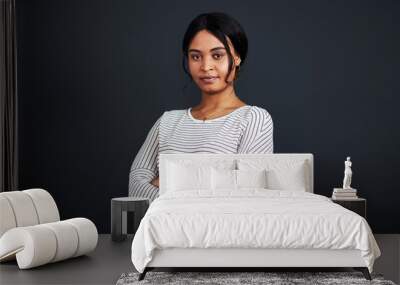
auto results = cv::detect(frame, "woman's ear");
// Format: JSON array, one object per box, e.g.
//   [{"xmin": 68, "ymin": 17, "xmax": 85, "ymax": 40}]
[{"xmin": 235, "ymin": 57, "xmax": 241, "ymax": 66}]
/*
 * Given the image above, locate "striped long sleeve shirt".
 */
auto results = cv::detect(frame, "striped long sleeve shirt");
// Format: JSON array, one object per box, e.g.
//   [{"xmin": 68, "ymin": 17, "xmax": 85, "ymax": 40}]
[{"xmin": 128, "ymin": 105, "xmax": 273, "ymax": 202}]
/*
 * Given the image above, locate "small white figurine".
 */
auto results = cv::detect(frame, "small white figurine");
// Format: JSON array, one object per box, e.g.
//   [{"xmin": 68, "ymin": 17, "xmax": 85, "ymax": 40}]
[{"xmin": 342, "ymin": 156, "xmax": 353, "ymax": 189}]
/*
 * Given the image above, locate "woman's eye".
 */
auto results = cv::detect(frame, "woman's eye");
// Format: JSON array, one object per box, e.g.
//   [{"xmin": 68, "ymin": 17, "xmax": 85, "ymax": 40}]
[{"xmin": 190, "ymin": 54, "xmax": 223, "ymax": 61}]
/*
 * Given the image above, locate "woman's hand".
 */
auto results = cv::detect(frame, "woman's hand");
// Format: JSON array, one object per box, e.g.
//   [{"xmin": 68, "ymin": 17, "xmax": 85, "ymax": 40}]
[{"xmin": 151, "ymin": 176, "xmax": 159, "ymax": 187}]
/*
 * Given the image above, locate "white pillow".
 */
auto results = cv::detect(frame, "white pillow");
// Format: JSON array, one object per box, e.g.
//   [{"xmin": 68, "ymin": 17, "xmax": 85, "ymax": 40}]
[
  {"xmin": 166, "ymin": 162, "xmax": 211, "ymax": 191},
  {"xmin": 236, "ymin": 169, "xmax": 268, "ymax": 188},
  {"xmin": 237, "ymin": 159, "xmax": 307, "ymax": 191},
  {"xmin": 164, "ymin": 159, "xmax": 236, "ymax": 193},
  {"xmin": 211, "ymin": 168, "xmax": 268, "ymax": 190},
  {"xmin": 211, "ymin": 168, "xmax": 236, "ymax": 190},
  {"xmin": 266, "ymin": 165, "xmax": 306, "ymax": 191}
]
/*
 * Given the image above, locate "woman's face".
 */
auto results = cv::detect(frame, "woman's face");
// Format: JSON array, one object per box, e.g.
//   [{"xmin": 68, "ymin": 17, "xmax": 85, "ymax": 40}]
[{"xmin": 188, "ymin": 30, "xmax": 241, "ymax": 95}]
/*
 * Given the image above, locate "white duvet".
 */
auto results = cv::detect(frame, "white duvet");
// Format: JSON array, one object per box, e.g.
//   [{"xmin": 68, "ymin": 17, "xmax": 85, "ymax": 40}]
[{"xmin": 131, "ymin": 190, "xmax": 381, "ymax": 273}]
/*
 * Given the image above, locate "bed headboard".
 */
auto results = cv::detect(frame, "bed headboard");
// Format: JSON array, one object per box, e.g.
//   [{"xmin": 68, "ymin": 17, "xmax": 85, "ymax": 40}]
[{"xmin": 159, "ymin": 153, "xmax": 314, "ymax": 194}]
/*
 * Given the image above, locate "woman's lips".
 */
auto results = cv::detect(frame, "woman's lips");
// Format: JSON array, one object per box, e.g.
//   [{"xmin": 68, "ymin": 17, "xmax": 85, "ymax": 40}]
[{"xmin": 200, "ymin": 76, "xmax": 219, "ymax": 84}]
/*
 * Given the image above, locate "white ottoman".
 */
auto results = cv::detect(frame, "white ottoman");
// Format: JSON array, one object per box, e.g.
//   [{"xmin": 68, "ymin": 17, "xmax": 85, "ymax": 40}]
[{"xmin": 0, "ymin": 189, "xmax": 98, "ymax": 269}]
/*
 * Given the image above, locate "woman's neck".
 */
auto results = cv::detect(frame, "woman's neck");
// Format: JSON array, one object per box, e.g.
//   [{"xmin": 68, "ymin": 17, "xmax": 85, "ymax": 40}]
[{"xmin": 197, "ymin": 86, "xmax": 243, "ymax": 110}]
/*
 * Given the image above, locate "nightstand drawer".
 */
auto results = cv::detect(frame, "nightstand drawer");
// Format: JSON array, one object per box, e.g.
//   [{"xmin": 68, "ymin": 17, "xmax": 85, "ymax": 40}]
[{"xmin": 331, "ymin": 198, "xmax": 366, "ymax": 219}]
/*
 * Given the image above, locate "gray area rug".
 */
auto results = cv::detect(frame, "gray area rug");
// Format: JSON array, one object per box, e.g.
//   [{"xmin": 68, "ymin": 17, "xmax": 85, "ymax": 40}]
[{"xmin": 116, "ymin": 271, "xmax": 397, "ymax": 285}]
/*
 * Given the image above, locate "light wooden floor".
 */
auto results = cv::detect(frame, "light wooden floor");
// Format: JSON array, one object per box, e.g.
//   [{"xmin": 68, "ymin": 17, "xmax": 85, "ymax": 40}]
[{"xmin": 0, "ymin": 234, "xmax": 399, "ymax": 285}]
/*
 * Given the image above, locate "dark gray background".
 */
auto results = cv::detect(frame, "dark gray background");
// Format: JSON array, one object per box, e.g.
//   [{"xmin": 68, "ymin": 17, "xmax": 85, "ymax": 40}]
[{"xmin": 16, "ymin": 0, "xmax": 399, "ymax": 233}]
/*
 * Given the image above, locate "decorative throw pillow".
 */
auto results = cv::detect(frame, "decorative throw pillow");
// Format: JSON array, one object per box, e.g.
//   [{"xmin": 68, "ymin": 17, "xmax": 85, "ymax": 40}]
[
  {"xmin": 211, "ymin": 168, "xmax": 268, "ymax": 191},
  {"xmin": 211, "ymin": 168, "xmax": 237, "ymax": 190},
  {"xmin": 237, "ymin": 159, "xmax": 308, "ymax": 191},
  {"xmin": 236, "ymin": 169, "xmax": 268, "ymax": 189},
  {"xmin": 266, "ymin": 166, "xmax": 307, "ymax": 191},
  {"xmin": 166, "ymin": 162, "xmax": 211, "ymax": 191},
  {"xmin": 163, "ymin": 158, "xmax": 236, "ymax": 194}
]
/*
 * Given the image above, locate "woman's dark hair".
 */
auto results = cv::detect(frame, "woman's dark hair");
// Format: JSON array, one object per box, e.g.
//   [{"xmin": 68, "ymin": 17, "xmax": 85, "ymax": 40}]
[{"xmin": 182, "ymin": 12, "xmax": 248, "ymax": 83}]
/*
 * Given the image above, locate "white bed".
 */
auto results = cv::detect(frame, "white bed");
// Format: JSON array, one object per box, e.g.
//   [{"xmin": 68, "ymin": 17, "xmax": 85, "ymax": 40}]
[{"xmin": 131, "ymin": 153, "xmax": 381, "ymax": 281}]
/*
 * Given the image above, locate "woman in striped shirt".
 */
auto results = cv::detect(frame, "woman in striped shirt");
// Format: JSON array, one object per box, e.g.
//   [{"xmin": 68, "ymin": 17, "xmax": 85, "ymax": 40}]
[{"xmin": 129, "ymin": 13, "xmax": 273, "ymax": 202}]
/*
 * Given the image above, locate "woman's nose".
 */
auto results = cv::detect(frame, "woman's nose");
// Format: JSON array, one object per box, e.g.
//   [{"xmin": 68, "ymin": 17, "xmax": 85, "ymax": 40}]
[{"xmin": 200, "ymin": 58, "xmax": 214, "ymax": 71}]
